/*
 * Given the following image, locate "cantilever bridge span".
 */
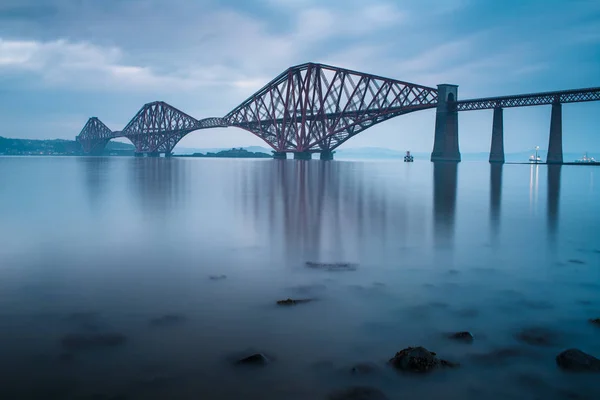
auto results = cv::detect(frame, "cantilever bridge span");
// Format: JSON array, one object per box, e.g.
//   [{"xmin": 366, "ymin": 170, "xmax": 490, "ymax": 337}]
[{"xmin": 76, "ymin": 62, "xmax": 600, "ymax": 163}]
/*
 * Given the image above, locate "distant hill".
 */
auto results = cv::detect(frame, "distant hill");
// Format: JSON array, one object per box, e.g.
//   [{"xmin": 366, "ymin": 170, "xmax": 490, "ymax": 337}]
[{"xmin": 178, "ymin": 148, "xmax": 272, "ymax": 158}]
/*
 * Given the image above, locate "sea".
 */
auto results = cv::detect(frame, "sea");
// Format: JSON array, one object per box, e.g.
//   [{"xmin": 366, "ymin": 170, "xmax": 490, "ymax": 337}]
[{"xmin": 0, "ymin": 156, "xmax": 598, "ymax": 399}]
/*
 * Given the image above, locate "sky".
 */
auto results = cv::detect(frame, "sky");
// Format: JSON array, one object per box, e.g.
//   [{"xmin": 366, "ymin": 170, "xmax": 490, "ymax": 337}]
[{"xmin": 0, "ymin": 0, "xmax": 599, "ymax": 153}]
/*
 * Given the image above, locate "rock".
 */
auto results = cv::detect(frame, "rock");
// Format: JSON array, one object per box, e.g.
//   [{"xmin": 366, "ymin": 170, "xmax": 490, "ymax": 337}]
[
  {"xmin": 589, "ymin": 318, "xmax": 600, "ymax": 326},
  {"xmin": 448, "ymin": 331, "xmax": 474, "ymax": 342},
  {"xmin": 328, "ymin": 386, "xmax": 389, "ymax": 400},
  {"xmin": 568, "ymin": 259, "xmax": 586, "ymax": 264},
  {"xmin": 149, "ymin": 314, "xmax": 186, "ymax": 327},
  {"xmin": 516, "ymin": 327, "xmax": 562, "ymax": 347},
  {"xmin": 209, "ymin": 275, "xmax": 227, "ymax": 280},
  {"xmin": 61, "ymin": 333, "xmax": 127, "ymax": 350},
  {"xmin": 388, "ymin": 346, "xmax": 457, "ymax": 372},
  {"xmin": 350, "ymin": 362, "xmax": 379, "ymax": 375},
  {"xmin": 556, "ymin": 349, "xmax": 600, "ymax": 372},
  {"xmin": 235, "ymin": 353, "xmax": 270, "ymax": 366},
  {"xmin": 276, "ymin": 298, "xmax": 313, "ymax": 306},
  {"xmin": 469, "ymin": 347, "xmax": 539, "ymax": 365},
  {"xmin": 305, "ymin": 261, "xmax": 358, "ymax": 271}
]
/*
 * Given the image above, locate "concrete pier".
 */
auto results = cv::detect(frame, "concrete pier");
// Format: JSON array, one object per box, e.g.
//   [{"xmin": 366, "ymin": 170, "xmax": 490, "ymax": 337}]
[
  {"xmin": 489, "ymin": 107, "xmax": 505, "ymax": 163},
  {"xmin": 272, "ymin": 152, "xmax": 287, "ymax": 160},
  {"xmin": 546, "ymin": 102, "xmax": 563, "ymax": 164},
  {"xmin": 319, "ymin": 151, "xmax": 334, "ymax": 160},
  {"xmin": 165, "ymin": 152, "xmax": 173, "ymax": 158},
  {"xmin": 148, "ymin": 152, "xmax": 160, "ymax": 158},
  {"xmin": 293, "ymin": 152, "xmax": 312, "ymax": 160},
  {"xmin": 431, "ymin": 84, "xmax": 461, "ymax": 162},
  {"xmin": 134, "ymin": 152, "xmax": 143, "ymax": 157}
]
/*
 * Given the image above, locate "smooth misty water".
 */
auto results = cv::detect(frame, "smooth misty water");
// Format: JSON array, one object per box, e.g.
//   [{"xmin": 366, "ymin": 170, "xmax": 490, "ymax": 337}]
[{"xmin": 0, "ymin": 156, "xmax": 599, "ymax": 399}]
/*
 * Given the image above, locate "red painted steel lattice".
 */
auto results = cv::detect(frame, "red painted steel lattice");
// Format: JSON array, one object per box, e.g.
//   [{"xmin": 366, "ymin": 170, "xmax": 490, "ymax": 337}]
[
  {"xmin": 456, "ymin": 87, "xmax": 600, "ymax": 111},
  {"xmin": 76, "ymin": 117, "xmax": 115, "ymax": 153},
  {"xmin": 224, "ymin": 63, "xmax": 438, "ymax": 152}
]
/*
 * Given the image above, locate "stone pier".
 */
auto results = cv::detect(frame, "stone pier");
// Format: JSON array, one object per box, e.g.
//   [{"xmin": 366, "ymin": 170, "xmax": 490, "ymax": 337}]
[
  {"xmin": 272, "ymin": 152, "xmax": 287, "ymax": 160},
  {"xmin": 489, "ymin": 107, "xmax": 505, "ymax": 163},
  {"xmin": 293, "ymin": 152, "xmax": 312, "ymax": 160},
  {"xmin": 319, "ymin": 151, "xmax": 334, "ymax": 160},
  {"xmin": 546, "ymin": 102, "xmax": 563, "ymax": 164},
  {"xmin": 431, "ymin": 84, "xmax": 461, "ymax": 162}
]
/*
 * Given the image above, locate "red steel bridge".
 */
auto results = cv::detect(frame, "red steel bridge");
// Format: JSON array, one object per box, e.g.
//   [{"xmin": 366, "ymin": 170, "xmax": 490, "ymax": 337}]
[{"xmin": 76, "ymin": 62, "xmax": 600, "ymax": 163}]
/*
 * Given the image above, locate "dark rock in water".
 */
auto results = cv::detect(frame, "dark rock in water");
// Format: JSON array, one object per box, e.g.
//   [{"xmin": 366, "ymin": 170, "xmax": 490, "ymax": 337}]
[
  {"xmin": 448, "ymin": 331, "xmax": 474, "ymax": 342},
  {"xmin": 236, "ymin": 353, "xmax": 270, "ymax": 366},
  {"xmin": 388, "ymin": 346, "xmax": 457, "ymax": 372},
  {"xmin": 516, "ymin": 327, "xmax": 562, "ymax": 347},
  {"xmin": 305, "ymin": 261, "xmax": 358, "ymax": 271},
  {"xmin": 328, "ymin": 386, "xmax": 389, "ymax": 400},
  {"xmin": 276, "ymin": 298, "xmax": 313, "ymax": 306},
  {"xmin": 350, "ymin": 362, "xmax": 379, "ymax": 375},
  {"xmin": 589, "ymin": 318, "xmax": 600, "ymax": 326},
  {"xmin": 568, "ymin": 259, "xmax": 586, "ymax": 265},
  {"xmin": 61, "ymin": 333, "xmax": 127, "ymax": 350},
  {"xmin": 469, "ymin": 347, "xmax": 539, "ymax": 365},
  {"xmin": 209, "ymin": 274, "xmax": 227, "ymax": 280},
  {"xmin": 149, "ymin": 314, "xmax": 186, "ymax": 327},
  {"xmin": 556, "ymin": 349, "xmax": 600, "ymax": 372}
]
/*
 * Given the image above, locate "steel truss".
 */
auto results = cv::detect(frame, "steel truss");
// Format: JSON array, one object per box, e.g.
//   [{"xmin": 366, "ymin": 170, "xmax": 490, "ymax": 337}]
[
  {"xmin": 224, "ymin": 62, "xmax": 438, "ymax": 152},
  {"xmin": 76, "ymin": 117, "xmax": 115, "ymax": 153},
  {"xmin": 456, "ymin": 87, "xmax": 600, "ymax": 111}
]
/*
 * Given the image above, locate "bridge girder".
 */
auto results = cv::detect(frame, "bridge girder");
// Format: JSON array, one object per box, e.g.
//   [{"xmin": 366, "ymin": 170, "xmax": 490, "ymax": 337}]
[{"xmin": 224, "ymin": 62, "xmax": 438, "ymax": 152}]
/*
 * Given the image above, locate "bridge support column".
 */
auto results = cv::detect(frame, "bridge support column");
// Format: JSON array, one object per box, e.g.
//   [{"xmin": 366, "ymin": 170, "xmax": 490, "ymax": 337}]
[
  {"xmin": 293, "ymin": 152, "xmax": 312, "ymax": 160},
  {"xmin": 319, "ymin": 151, "xmax": 334, "ymax": 160},
  {"xmin": 272, "ymin": 152, "xmax": 287, "ymax": 160},
  {"xmin": 134, "ymin": 152, "xmax": 143, "ymax": 157},
  {"xmin": 489, "ymin": 107, "xmax": 505, "ymax": 163},
  {"xmin": 148, "ymin": 152, "xmax": 160, "ymax": 158},
  {"xmin": 431, "ymin": 84, "xmax": 461, "ymax": 162},
  {"xmin": 546, "ymin": 102, "xmax": 563, "ymax": 164},
  {"xmin": 165, "ymin": 152, "xmax": 173, "ymax": 158}
]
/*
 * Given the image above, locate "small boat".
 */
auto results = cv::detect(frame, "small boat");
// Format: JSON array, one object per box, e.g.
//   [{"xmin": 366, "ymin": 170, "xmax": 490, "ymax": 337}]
[
  {"xmin": 575, "ymin": 152, "xmax": 598, "ymax": 164},
  {"xmin": 404, "ymin": 151, "xmax": 414, "ymax": 162},
  {"xmin": 529, "ymin": 146, "xmax": 542, "ymax": 163}
]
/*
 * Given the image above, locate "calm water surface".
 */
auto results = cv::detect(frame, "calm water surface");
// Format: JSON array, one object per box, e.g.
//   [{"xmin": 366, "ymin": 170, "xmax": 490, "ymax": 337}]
[{"xmin": 0, "ymin": 157, "xmax": 599, "ymax": 399}]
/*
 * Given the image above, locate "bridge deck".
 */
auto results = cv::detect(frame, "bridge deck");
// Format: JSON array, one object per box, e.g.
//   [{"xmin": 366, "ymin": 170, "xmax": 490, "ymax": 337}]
[{"xmin": 456, "ymin": 87, "xmax": 600, "ymax": 111}]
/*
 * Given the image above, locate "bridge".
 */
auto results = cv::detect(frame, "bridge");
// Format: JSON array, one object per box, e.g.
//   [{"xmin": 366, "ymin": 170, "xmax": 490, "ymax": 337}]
[{"xmin": 76, "ymin": 62, "xmax": 600, "ymax": 163}]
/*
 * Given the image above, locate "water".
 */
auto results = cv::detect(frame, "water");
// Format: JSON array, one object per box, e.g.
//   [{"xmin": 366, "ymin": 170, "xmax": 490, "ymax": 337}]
[{"xmin": 0, "ymin": 156, "xmax": 599, "ymax": 399}]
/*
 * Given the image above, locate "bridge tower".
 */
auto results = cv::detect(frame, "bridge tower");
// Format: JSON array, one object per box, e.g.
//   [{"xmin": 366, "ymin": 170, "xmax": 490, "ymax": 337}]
[{"xmin": 431, "ymin": 84, "xmax": 461, "ymax": 162}]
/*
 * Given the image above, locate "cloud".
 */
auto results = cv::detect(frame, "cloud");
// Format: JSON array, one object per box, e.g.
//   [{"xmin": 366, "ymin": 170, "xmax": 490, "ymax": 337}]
[{"xmin": 0, "ymin": 37, "xmax": 271, "ymax": 93}]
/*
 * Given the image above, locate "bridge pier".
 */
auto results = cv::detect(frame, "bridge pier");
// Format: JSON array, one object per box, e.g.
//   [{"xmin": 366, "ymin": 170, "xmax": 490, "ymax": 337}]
[
  {"xmin": 272, "ymin": 151, "xmax": 287, "ymax": 160},
  {"xmin": 319, "ymin": 151, "xmax": 334, "ymax": 160},
  {"xmin": 431, "ymin": 84, "xmax": 461, "ymax": 162},
  {"xmin": 546, "ymin": 102, "xmax": 563, "ymax": 164},
  {"xmin": 148, "ymin": 152, "xmax": 160, "ymax": 158},
  {"xmin": 489, "ymin": 107, "xmax": 505, "ymax": 163},
  {"xmin": 165, "ymin": 152, "xmax": 173, "ymax": 158},
  {"xmin": 293, "ymin": 152, "xmax": 312, "ymax": 160},
  {"xmin": 134, "ymin": 152, "xmax": 143, "ymax": 157}
]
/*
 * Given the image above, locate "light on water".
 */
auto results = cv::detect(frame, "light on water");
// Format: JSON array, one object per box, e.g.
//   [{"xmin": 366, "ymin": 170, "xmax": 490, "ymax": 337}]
[{"xmin": 0, "ymin": 157, "xmax": 599, "ymax": 399}]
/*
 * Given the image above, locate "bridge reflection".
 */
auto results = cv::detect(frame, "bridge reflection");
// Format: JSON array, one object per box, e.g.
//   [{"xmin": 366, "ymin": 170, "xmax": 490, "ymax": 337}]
[{"xmin": 433, "ymin": 163, "xmax": 458, "ymax": 249}]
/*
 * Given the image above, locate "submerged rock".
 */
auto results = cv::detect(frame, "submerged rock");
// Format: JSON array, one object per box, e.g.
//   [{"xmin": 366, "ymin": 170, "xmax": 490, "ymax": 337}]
[
  {"xmin": 469, "ymin": 347, "xmax": 539, "ymax": 366},
  {"xmin": 305, "ymin": 261, "xmax": 358, "ymax": 271},
  {"xmin": 516, "ymin": 327, "xmax": 562, "ymax": 347},
  {"xmin": 448, "ymin": 331, "xmax": 474, "ymax": 342},
  {"xmin": 235, "ymin": 353, "xmax": 271, "ymax": 366},
  {"xmin": 149, "ymin": 314, "xmax": 186, "ymax": 327},
  {"xmin": 328, "ymin": 386, "xmax": 389, "ymax": 400},
  {"xmin": 388, "ymin": 346, "xmax": 458, "ymax": 372},
  {"xmin": 276, "ymin": 298, "xmax": 313, "ymax": 306},
  {"xmin": 61, "ymin": 333, "xmax": 127, "ymax": 350},
  {"xmin": 350, "ymin": 362, "xmax": 379, "ymax": 375},
  {"xmin": 568, "ymin": 259, "xmax": 586, "ymax": 265},
  {"xmin": 556, "ymin": 349, "xmax": 600, "ymax": 372},
  {"xmin": 589, "ymin": 318, "xmax": 600, "ymax": 326}
]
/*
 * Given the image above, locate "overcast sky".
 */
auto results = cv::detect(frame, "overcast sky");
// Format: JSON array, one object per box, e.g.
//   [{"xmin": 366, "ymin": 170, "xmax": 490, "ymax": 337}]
[{"xmin": 1, "ymin": 0, "xmax": 599, "ymax": 153}]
